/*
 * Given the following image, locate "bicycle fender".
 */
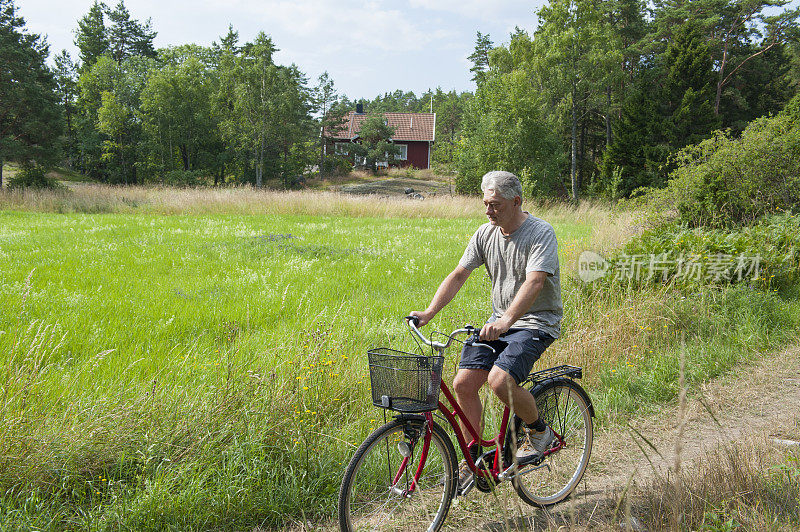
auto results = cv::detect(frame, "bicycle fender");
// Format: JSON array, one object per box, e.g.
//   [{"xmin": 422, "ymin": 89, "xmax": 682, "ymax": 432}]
[
  {"xmin": 393, "ymin": 413, "xmax": 427, "ymax": 425},
  {"xmin": 528, "ymin": 377, "xmax": 595, "ymax": 418}
]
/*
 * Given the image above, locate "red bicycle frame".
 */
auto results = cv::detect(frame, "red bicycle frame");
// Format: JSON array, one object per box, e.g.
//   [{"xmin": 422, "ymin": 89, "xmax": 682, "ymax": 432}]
[{"xmin": 394, "ymin": 378, "xmax": 565, "ymax": 497}]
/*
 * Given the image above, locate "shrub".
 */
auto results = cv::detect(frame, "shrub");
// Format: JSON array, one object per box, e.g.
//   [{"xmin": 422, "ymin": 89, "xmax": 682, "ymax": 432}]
[
  {"xmin": 595, "ymin": 213, "xmax": 800, "ymax": 291},
  {"xmin": 7, "ymin": 165, "xmax": 62, "ymax": 190},
  {"xmin": 639, "ymin": 94, "xmax": 800, "ymax": 229},
  {"xmin": 320, "ymin": 155, "xmax": 351, "ymax": 177}
]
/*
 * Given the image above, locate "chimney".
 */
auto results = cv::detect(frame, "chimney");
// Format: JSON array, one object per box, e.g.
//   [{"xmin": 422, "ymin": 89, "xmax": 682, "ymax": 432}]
[{"xmin": 356, "ymin": 103, "xmax": 364, "ymax": 114}]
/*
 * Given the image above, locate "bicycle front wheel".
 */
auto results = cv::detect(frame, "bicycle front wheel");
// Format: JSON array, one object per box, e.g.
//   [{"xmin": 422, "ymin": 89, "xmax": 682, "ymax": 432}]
[
  {"xmin": 338, "ymin": 416, "xmax": 458, "ymax": 532},
  {"xmin": 510, "ymin": 379, "xmax": 593, "ymax": 506}
]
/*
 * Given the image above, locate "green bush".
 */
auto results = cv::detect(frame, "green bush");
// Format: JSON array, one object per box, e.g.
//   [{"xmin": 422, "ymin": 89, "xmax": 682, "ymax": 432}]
[
  {"xmin": 7, "ymin": 166, "xmax": 62, "ymax": 190},
  {"xmin": 597, "ymin": 213, "xmax": 800, "ymax": 291},
  {"xmin": 320, "ymin": 155, "xmax": 351, "ymax": 177},
  {"xmin": 639, "ymin": 94, "xmax": 800, "ymax": 228}
]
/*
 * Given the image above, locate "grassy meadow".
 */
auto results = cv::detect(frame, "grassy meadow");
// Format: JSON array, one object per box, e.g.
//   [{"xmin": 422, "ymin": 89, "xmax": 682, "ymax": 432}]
[{"xmin": 1, "ymin": 185, "xmax": 798, "ymax": 529}]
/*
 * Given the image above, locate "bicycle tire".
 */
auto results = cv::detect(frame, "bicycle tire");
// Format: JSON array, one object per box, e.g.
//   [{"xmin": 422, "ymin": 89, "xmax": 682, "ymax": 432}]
[
  {"xmin": 508, "ymin": 379, "xmax": 593, "ymax": 506},
  {"xmin": 338, "ymin": 416, "xmax": 458, "ymax": 532}
]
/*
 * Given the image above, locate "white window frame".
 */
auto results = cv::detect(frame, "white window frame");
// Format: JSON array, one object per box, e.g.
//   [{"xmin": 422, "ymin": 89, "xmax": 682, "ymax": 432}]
[{"xmin": 395, "ymin": 144, "xmax": 408, "ymax": 161}]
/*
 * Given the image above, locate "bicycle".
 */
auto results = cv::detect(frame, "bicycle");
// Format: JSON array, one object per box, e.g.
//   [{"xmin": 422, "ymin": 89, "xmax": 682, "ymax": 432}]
[{"xmin": 338, "ymin": 317, "xmax": 595, "ymax": 531}]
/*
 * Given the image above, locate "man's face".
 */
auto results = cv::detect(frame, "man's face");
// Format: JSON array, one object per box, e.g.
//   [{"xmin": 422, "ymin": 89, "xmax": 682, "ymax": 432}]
[{"xmin": 483, "ymin": 190, "xmax": 518, "ymax": 227}]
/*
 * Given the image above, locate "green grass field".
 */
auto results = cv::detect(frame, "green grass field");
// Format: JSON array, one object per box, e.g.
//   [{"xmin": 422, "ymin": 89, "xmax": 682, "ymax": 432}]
[{"xmin": 1, "ymin": 195, "xmax": 797, "ymax": 530}]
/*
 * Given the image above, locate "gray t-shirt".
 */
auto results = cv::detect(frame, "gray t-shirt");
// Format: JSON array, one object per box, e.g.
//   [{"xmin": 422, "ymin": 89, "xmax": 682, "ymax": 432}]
[{"xmin": 459, "ymin": 214, "xmax": 562, "ymax": 338}]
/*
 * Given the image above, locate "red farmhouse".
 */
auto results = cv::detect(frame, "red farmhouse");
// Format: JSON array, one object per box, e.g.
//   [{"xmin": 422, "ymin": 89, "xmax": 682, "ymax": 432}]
[{"xmin": 326, "ymin": 108, "xmax": 436, "ymax": 169}]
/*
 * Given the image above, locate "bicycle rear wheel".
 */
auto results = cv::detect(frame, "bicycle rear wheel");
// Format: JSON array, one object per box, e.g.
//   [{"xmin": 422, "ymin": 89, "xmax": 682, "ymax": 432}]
[
  {"xmin": 509, "ymin": 379, "xmax": 593, "ymax": 506},
  {"xmin": 338, "ymin": 416, "xmax": 457, "ymax": 532}
]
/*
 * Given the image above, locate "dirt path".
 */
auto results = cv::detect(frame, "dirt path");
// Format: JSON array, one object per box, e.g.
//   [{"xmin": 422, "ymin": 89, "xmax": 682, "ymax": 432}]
[{"xmin": 449, "ymin": 344, "xmax": 800, "ymax": 530}]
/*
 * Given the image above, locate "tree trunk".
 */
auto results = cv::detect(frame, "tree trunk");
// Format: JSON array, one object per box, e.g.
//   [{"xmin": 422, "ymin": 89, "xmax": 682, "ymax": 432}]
[
  {"xmin": 180, "ymin": 145, "xmax": 189, "ymax": 171},
  {"xmin": 571, "ymin": 86, "xmax": 579, "ymax": 202},
  {"xmin": 319, "ymin": 123, "xmax": 326, "ymax": 179},
  {"xmin": 283, "ymin": 145, "xmax": 290, "ymax": 189},
  {"xmin": 606, "ymin": 85, "xmax": 613, "ymax": 147},
  {"xmin": 714, "ymin": 44, "xmax": 728, "ymax": 116},
  {"xmin": 0, "ymin": 158, "xmax": 3, "ymax": 189},
  {"xmin": 578, "ymin": 113, "xmax": 586, "ymax": 193}
]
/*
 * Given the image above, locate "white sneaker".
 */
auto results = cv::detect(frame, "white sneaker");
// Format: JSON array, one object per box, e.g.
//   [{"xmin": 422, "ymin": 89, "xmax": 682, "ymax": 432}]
[{"xmin": 516, "ymin": 425, "xmax": 555, "ymax": 465}]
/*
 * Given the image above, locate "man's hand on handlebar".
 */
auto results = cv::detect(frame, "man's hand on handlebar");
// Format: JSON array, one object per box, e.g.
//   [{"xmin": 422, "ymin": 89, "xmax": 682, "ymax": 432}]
[
  {"xmin": 479, "ymin": 317, "xmax": 511, "ymax": 342},
  {"xmin": 408, "ymin": 310, "xmax": 434, "ymax": 328}
]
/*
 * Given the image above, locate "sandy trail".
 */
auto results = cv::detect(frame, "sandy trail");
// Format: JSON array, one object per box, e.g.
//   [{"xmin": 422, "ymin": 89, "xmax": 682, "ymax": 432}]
[{"xmin": 449, "ymin": 344, "xmax": 800, "ymax": 530}]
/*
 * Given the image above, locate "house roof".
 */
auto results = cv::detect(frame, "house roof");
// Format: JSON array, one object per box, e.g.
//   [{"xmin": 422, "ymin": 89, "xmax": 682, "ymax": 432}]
[{"xmin": 327, "ymin": 111, "xmax": 436, "ymax": 142}]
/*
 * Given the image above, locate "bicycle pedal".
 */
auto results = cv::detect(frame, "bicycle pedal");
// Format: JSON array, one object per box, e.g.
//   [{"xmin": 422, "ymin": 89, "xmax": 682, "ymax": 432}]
[{"xmin": 457, "ymin": 478, "xmax": 475, "ymax": 497}]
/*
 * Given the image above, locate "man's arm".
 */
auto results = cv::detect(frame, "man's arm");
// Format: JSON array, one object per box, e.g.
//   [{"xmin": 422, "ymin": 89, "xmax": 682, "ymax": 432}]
[
  {"xmin": 480, "ymin": 270, "xmax": 547, "ymax": 341},
  {"xmin": 410, "ymin": 266, "xmax": 472, "ymax": 327}
]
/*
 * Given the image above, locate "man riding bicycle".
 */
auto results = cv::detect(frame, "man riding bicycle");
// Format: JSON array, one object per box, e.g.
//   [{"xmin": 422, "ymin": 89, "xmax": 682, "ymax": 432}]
[{"xmin": 410, "ymin": 170, "xmax": 562, "ymax": 490}]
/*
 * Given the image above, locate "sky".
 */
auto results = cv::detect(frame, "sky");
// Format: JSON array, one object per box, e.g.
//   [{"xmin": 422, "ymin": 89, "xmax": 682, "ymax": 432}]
[{"xmin": 15, "ymin": 0, "xmax": 549, "ymax": 100}]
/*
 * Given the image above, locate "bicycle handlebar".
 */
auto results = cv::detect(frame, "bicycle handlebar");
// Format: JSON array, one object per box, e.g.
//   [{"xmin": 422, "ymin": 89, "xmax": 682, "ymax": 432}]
[{"xmin": 404, "ymin": 316, "xmax": 496, "ymax": 354}]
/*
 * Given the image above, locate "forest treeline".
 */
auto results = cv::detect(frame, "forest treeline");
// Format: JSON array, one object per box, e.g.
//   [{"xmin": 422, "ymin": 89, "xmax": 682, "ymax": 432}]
[{"xmin": 1, "ymin": 0, "xmax": 799, "ymax": 198}]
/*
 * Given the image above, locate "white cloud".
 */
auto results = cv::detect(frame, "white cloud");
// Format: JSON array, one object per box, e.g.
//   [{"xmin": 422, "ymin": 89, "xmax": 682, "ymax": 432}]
[
  {"xmin": 233, "ymin": 0, "xmax": 456, "ymax": 53},
  {"xmin": 407, "ymin": 0, "xmax": 533, "ymax": 20}
]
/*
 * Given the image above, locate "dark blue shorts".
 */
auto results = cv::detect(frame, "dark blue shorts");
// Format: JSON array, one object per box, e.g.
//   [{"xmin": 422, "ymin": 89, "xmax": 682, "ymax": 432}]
[{"xmin": 459, "ymin": 328, "xmax": 555, "ymax": 384}]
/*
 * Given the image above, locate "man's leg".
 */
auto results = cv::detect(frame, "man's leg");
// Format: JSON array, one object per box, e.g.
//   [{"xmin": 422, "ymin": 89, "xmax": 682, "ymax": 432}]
[
  {"xmin": 452, "ymin": 368, "xmax": 489, "ymax": 443},
  {"xmin": 487, "ymin": 366, "xmax": 538, "ymax": 423},
  {"xmin": 488, "ymin": 366, "xmax": 555, "ymax": 462}
]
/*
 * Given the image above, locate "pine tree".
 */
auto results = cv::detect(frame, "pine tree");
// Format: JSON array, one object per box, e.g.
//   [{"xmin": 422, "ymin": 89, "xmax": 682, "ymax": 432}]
[
  {"xmin": 0, "ymin": 0, "xmax": 62, "ymax": 186},
  {"xmin": 313, "ymin": 71, "xmax": 345, "ymax": 178},
  {"xmin": 599, "ymin": 75, "xmax": 669, "ymax": 197},
  {"xmin": 75, "ymin": 1, "xmax": 108, "ymax": 73},
  {"xmin": 53, "ymin": 49, "xmax": 78, "ymax": 167},
  {"xmin": 350, "ymin": 114, "xmax": 400, "ymax": 174},
  {"xmin": 662, "ymin": 19, "xmax": 720, "ymax": 148},
  {"xmin": 467, "ymin": 31, "xmax": 493, "ymax": 85},
  {"xmin": 106, "ymin": 0, "xmax": 156, "ymax": 62}
]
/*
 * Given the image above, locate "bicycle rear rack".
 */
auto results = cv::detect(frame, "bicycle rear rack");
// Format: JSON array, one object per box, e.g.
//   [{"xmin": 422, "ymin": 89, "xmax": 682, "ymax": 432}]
[{"xmin": 525, "ymin": 364, "xmax": 582, "ymax": 384}]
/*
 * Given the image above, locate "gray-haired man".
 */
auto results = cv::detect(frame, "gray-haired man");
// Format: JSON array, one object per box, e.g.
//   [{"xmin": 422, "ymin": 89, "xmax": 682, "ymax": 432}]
[{"xmin": 410, "ymin": 170, "xmax": 562, "ymax": 489}]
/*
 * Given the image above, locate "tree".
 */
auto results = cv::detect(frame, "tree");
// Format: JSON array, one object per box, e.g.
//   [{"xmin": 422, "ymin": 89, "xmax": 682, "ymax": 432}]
[
  {"xmin": 662, "ymin": 19, "xmax": 720, "ymax": 149},
  {"xmin": 218, "ymin": 32, "xmax": 278, "ymax": 187},
  {"xmin": 467, "ymin": 31, "xmax": 493, "ymax": 85},
  {"xmin": 272, "ymin": 64, "xmax": 315, "ymax": 188},
  {"xmin": 349, "ymin": 114, "xmax": 401, "ymax": 174},
  {"xmin": 599, "ymin": 72, "xmax": 670, "ymax": 197},
  {"xmin": 533, "ymin": 0, "xmax": 622, "ymax": 201},
  {"xmin": 719, "ymin": 42, "xmax": 794, "ymax": 131},
  {"xmin": 313, "ymin": 71, "xmax": 345, "ymax": 178},
  {"xmin": 141, "ymin": 54, "xmax": 219, "ymax": 179},
  {"xmin": 76, "ymin": 54, "xmax": 153, "ymax": 183},
  {"xmin": 710, "ymin": 0, "xmax": 799, "ymax": 115},
  {"xmin": 0, "ymin": 0, "xmax": 62, "ymax": 187},
  {"xmin": 455, "ymin": 67, "xmax": 565, "ymax": 196},
  {"xmin": 53, "ymin": 50, "xmax": 78, "ymax": 168},
  {"xmin": 106, "ymin": 0, "xmax": 157, "ymax": 62},
  {"xmin": 217, "ymin": 32, "xmax": 313, "ymax": 187},
  {"xmin": 427, "ymin": 88, "xmax": 469, "ymax": 168},
  {"xmin": 96, "ymin": 89, "xmax": 129, "ymax": 174},
  {"xmin": 75, "ymin": 1, "xmax": 108, "ymax": 73},
  {"xmin": 599, "ymin": 19, "xmax": 720, "ymax": 196},
  {"xmin": 790, "ymin": 40, "xmax": 800, "ymax": 89},
  {"xmin": 650, "ymin": 0, "xmax": 799, "ymax": 116}
]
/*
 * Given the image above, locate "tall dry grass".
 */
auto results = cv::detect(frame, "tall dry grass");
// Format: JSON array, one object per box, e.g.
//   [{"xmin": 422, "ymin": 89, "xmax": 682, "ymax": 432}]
[
  {"xmin": 618, "ymin": 440, "xmax": 800, "ymax": 530},
  {"xmin": 0, "ymin": 182, "xmax": 629, "ymax": 228}
]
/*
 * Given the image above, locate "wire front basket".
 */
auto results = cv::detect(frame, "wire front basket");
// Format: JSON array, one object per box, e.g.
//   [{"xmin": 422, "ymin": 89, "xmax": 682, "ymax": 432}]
[{"xmin": 367, "ymin": 348, "xmax": 444, "ymax": 412}]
